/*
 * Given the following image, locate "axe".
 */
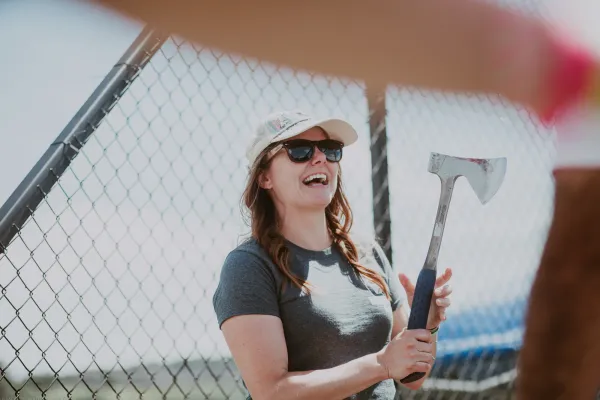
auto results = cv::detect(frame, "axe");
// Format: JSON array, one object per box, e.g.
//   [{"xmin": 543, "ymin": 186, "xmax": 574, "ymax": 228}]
[{"xmin": 400, "ymin": 152, "xmax": 507, "ymax": 384}]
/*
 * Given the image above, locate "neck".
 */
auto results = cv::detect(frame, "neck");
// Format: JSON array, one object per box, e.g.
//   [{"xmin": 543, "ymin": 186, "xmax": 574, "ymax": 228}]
[{"xmin": 278, "ymin": 209, "xmax": 332, "ymax": 251}]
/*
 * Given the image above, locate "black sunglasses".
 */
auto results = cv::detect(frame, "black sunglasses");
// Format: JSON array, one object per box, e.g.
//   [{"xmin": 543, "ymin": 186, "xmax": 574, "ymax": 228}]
[{"xmin": 274, "ymin": 139, "xmax": 344, "ymax": 163}]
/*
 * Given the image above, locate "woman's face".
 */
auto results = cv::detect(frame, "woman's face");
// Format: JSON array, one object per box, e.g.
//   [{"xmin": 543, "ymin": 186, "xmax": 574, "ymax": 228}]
[{"xmin": 259, "ymin": 127, "xmax": 341, "ymax": 213}]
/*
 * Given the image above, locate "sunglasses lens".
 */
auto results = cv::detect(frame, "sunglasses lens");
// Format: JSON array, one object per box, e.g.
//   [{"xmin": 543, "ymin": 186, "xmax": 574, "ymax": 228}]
[
  {"xmin": 286, "ymin": 142, "xmax": 314, "ymax": 162},
  {"xmin": 318, "ymin": 140, "xmax": 343, "ymax": 162}
]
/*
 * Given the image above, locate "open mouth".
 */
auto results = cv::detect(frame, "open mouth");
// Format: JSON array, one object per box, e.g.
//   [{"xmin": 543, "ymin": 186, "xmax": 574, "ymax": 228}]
[{"xmin": 303, "ymin": 173, "xmax": 329, "ymax": 187}]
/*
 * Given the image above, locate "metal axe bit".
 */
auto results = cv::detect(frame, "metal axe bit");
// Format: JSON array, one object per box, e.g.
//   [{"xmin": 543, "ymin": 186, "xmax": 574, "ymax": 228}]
[{"xmin": 400, "ymin": 152, "xmax": 507, "ymax": 384}]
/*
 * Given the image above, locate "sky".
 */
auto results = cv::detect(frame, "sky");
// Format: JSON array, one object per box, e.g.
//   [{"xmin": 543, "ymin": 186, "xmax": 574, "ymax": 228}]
[{"xmin": 0, "ymin": 0, "xmax": 559, "ymax": 382}]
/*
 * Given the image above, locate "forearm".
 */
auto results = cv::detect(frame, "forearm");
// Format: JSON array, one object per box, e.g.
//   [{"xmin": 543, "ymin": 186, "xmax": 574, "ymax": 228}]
[
  {"xmin": 94, "ymin": 0, "xmax": 556, "ymax": 111},
  {"xmin": 267, "ymin": 352, "xmax": 387, "ymax": 400}
]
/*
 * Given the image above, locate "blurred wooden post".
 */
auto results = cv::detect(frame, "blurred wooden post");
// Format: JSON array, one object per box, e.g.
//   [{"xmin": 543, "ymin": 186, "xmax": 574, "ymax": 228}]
[{"xmin": 366, "ymin": 84, "xmax": 393, "ymax": 265}]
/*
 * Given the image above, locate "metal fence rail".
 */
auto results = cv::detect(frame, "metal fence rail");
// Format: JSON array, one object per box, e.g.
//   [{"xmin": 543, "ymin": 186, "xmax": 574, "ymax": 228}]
[
  {"xmin": 1, "ymin": 0, "xmax": 557, "ymax": 399},
  {"xmin": 0, "ymin": 26, "xmax": 167, "ymax": 253}
]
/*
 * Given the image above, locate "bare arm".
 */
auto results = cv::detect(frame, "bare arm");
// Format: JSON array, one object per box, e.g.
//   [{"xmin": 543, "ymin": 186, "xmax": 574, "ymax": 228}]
[
  {"xmin": 221, "ymin": 314, "xmax": 388, "ymax": 400},
  {"xmin": 92, "ymin": 0, "xmax": 557, "ymax": 113},
  {"xmin": 221, "ymin": 313, "xmax": 434, "ymax": 400}
]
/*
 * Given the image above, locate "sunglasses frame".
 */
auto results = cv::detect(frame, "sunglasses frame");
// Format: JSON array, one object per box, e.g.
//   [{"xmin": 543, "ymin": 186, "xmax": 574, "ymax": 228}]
[{"xmin": 267, "ymin": 139, "xmax": 345, "ymax": 164}]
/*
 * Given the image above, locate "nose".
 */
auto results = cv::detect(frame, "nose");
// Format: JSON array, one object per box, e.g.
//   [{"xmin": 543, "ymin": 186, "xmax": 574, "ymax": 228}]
[{"xmin": 311, "ymin": 146, "xmax": 327, "ymax": 165}]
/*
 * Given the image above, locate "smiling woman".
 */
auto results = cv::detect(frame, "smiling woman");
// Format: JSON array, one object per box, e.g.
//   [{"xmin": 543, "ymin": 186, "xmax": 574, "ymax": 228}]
[{"xmin": 211, "ymin": 110, "xmax": 453, "ymax": 400}]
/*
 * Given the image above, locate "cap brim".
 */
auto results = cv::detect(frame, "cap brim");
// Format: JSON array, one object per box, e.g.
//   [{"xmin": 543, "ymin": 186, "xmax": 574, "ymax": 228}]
[
  {"xmin": 246, "ymin": 116, "xmax": 359, "ymax": 166},
  {"xmin": 275, "ymin": 117, "xmax": 359, "ymax": 146}
]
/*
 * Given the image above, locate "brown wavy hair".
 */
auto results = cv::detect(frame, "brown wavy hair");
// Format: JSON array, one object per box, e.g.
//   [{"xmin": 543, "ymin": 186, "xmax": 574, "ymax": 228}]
[{"xmin": 241, "ymin": 141, "xmax": 390, "ymax": 299}]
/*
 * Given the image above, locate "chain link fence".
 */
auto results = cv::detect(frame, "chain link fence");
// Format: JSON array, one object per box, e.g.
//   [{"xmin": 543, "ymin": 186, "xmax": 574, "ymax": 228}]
[{"xmin": 1, "ymin": 0, "xmax": 559, "ymax": 399}]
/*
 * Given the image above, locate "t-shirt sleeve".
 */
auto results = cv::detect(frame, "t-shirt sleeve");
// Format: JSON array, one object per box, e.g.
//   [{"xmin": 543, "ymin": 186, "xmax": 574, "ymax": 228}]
[
  {"xmin": 372, "ymin": 241, "xmax": 406, "ymax": 311},
  {"xmin": 212, "ymin": 249, "xmax": 280, "ymax": 328}
]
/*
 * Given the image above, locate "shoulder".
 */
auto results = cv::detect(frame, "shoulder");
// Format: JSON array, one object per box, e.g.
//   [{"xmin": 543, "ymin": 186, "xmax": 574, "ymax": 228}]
[
  {"xmin": 224, "ymin": 237, "xmax": 270, "ymax": 264},
  {"xmin": 213, "ymin": 238, "xmax": 283, "ymax": 327},
  {"xmin": 220, "ymin": 237, "xmax": 276, "ymax": 275}
]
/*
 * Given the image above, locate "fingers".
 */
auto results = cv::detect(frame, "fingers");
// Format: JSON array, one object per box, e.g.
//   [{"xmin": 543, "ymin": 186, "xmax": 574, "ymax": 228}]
[
  {"xmin": 404, "ymin": 335, "xmax": 434, "ymax": 363},
  {"xmin": 435, "ymin": 310, "xmax": 447, "ymax": 323},
  {"xmin": 403, "ymin": 329, "xmax": 433, "ymax": 343},
  {"xmin": 401, "ymin": 268, "xmax": 453, "ymax": 294},
  {"xmin": 432, "ymin": 281, "xmax": 452, "ymax": 324},
  {"xmin": 434, "ymin": 284, "xmax": 453, "ymax": 298},
  {"xmin": 411, "ymin": 351, "xmax": 435, "ymax": 365},
  {"xmin": 435, "ymin": 298, "xmax": 451, "ymax": 308},
  {"xmin": 386, "ymin": 329, "xmax": 436, "ymax": 378},
  {"xmin": 409, "ymin": 343, "xmax": 435, "ymax": 371},
  {"xmin": 410, "ymin": 361, "xmax": 433, "ymax": 374},
  {"xmin": 435, "ymin": 268, "xmax": 453, "ymax": 288},
  {"xmin": 398, "ymin": 273, "xmax": 415, "ymax": 294},
  {"xmin": 415, "ymin": 340, "xmax": 434, "ymax": 354}
]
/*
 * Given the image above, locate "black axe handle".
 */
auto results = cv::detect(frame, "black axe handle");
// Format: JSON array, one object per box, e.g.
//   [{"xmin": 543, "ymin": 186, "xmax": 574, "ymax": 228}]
[{"xmin": 399, "ymin": 268, "xmax": 436, "ymax": 384}]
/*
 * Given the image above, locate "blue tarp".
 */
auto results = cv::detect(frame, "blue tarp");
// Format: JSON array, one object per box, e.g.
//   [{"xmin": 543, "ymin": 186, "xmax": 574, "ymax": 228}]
[
  {"xmin": 429, "ymin": 297, "xmax": 527, "ymax": 380},
  {"xmin": 436, "ymin": 296, "xmax": 526, "ymax": 359}
]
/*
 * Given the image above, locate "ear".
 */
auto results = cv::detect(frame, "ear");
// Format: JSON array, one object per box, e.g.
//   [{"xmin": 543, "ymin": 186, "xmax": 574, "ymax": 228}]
[{"xmin": 258, "ymin": 171, "xmax": 273, "ymax": 190}]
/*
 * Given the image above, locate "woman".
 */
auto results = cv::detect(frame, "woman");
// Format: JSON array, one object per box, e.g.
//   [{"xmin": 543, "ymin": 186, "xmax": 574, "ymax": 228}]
[
  {"xmin": 91, "ymin": 1, "xmax": 600, "ymax": 397},
  {"xmin": 212, "ymin": 110, "xmax": 453, "ymax": 400}
]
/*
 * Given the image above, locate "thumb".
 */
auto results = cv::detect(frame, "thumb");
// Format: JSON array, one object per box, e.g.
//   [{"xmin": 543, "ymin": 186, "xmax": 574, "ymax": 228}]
[
  {"xmin": 393, "ymin": 327, "xmax": 407, "ymax": 340},
  {"xmin": 398, "ymin": 273, "xmax": 415, "ymax": 294}
]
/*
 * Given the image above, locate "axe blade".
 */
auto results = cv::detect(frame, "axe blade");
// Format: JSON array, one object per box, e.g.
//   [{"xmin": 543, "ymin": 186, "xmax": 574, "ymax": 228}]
[{"xmin": 428, "ymin": 152, "xmax": 507, "ymax": 204}]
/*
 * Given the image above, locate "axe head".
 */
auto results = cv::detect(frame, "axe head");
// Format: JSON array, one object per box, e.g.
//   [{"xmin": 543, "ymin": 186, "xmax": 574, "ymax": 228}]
[{"xmin": 428, "ymin": 152, "xmax": 507, "ymax": 204}]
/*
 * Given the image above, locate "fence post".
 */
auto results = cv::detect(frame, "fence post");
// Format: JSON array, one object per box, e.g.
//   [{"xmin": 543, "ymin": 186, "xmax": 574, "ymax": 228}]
[
  {"xmin": 0, "ymin": 26, "xmax": 167, "ymax": 252},
  {"xmin": 366, "ymin": 85, "xmax": 393, "ymax": 264}
]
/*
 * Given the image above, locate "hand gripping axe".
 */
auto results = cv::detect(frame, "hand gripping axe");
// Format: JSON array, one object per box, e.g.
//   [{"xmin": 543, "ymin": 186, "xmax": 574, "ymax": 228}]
[{"xmin": 400, "ymin": 152, "xmax": 507, "ymax": 384}]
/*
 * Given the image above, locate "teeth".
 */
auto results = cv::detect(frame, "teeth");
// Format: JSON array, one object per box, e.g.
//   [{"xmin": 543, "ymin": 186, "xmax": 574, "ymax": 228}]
[{"xmin": 303, "ymin": 173, "xmax": 327, "ymax": 184}]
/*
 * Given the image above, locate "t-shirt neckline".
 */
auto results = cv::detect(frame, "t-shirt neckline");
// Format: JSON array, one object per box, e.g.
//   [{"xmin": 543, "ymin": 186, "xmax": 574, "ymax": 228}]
[{"xmin": 284, "ymin": 238, "xmax": 335, "ymax": 257}]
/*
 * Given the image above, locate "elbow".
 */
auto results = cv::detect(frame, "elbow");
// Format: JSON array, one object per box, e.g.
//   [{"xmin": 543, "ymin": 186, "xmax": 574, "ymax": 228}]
[
  {"xmin": 250, "ymin": 378, "xmax": 288, "ymax": 400},
  {"xmin": 258, "ymin": 391, "xmax": 289, "ymax": 400},
  {"xmin": 248, "ymin": 390, "xmax": 277, "ymax": 400},
  {"xmin": 252, "ymin": 395, "xmax": 278, "ymax": 400},
  {"xmin": 247, "ymin": 389, "xmax": 278, "ymax": 400}
]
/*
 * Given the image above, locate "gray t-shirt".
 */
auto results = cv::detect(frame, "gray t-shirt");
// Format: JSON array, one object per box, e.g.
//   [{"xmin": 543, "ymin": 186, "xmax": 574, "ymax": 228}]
[{"xmin": 212, "ymin": 237, "xmax": 406, "ymax": 400}]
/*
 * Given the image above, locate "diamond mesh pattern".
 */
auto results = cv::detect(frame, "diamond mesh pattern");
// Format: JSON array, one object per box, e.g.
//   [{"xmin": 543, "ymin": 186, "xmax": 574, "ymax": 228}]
[{"xmin": 0, "ymin": 0, "xmax": 560, "ymax": 398}]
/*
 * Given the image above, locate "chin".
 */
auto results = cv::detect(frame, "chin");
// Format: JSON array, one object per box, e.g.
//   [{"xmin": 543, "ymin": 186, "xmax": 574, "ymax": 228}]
[
  {"xmin": 303, "ymin": 197, "xmax": 334, "ymax": 210},
  {"xmin": 296, "ymin": 186, "xmax": 336, "ymax": 210}
]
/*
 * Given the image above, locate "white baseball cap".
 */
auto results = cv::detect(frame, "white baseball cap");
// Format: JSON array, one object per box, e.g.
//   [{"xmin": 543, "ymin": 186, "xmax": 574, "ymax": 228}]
[{"xmin": 246, "ymin": 110, "xmax": 359, "ymax": 167}]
